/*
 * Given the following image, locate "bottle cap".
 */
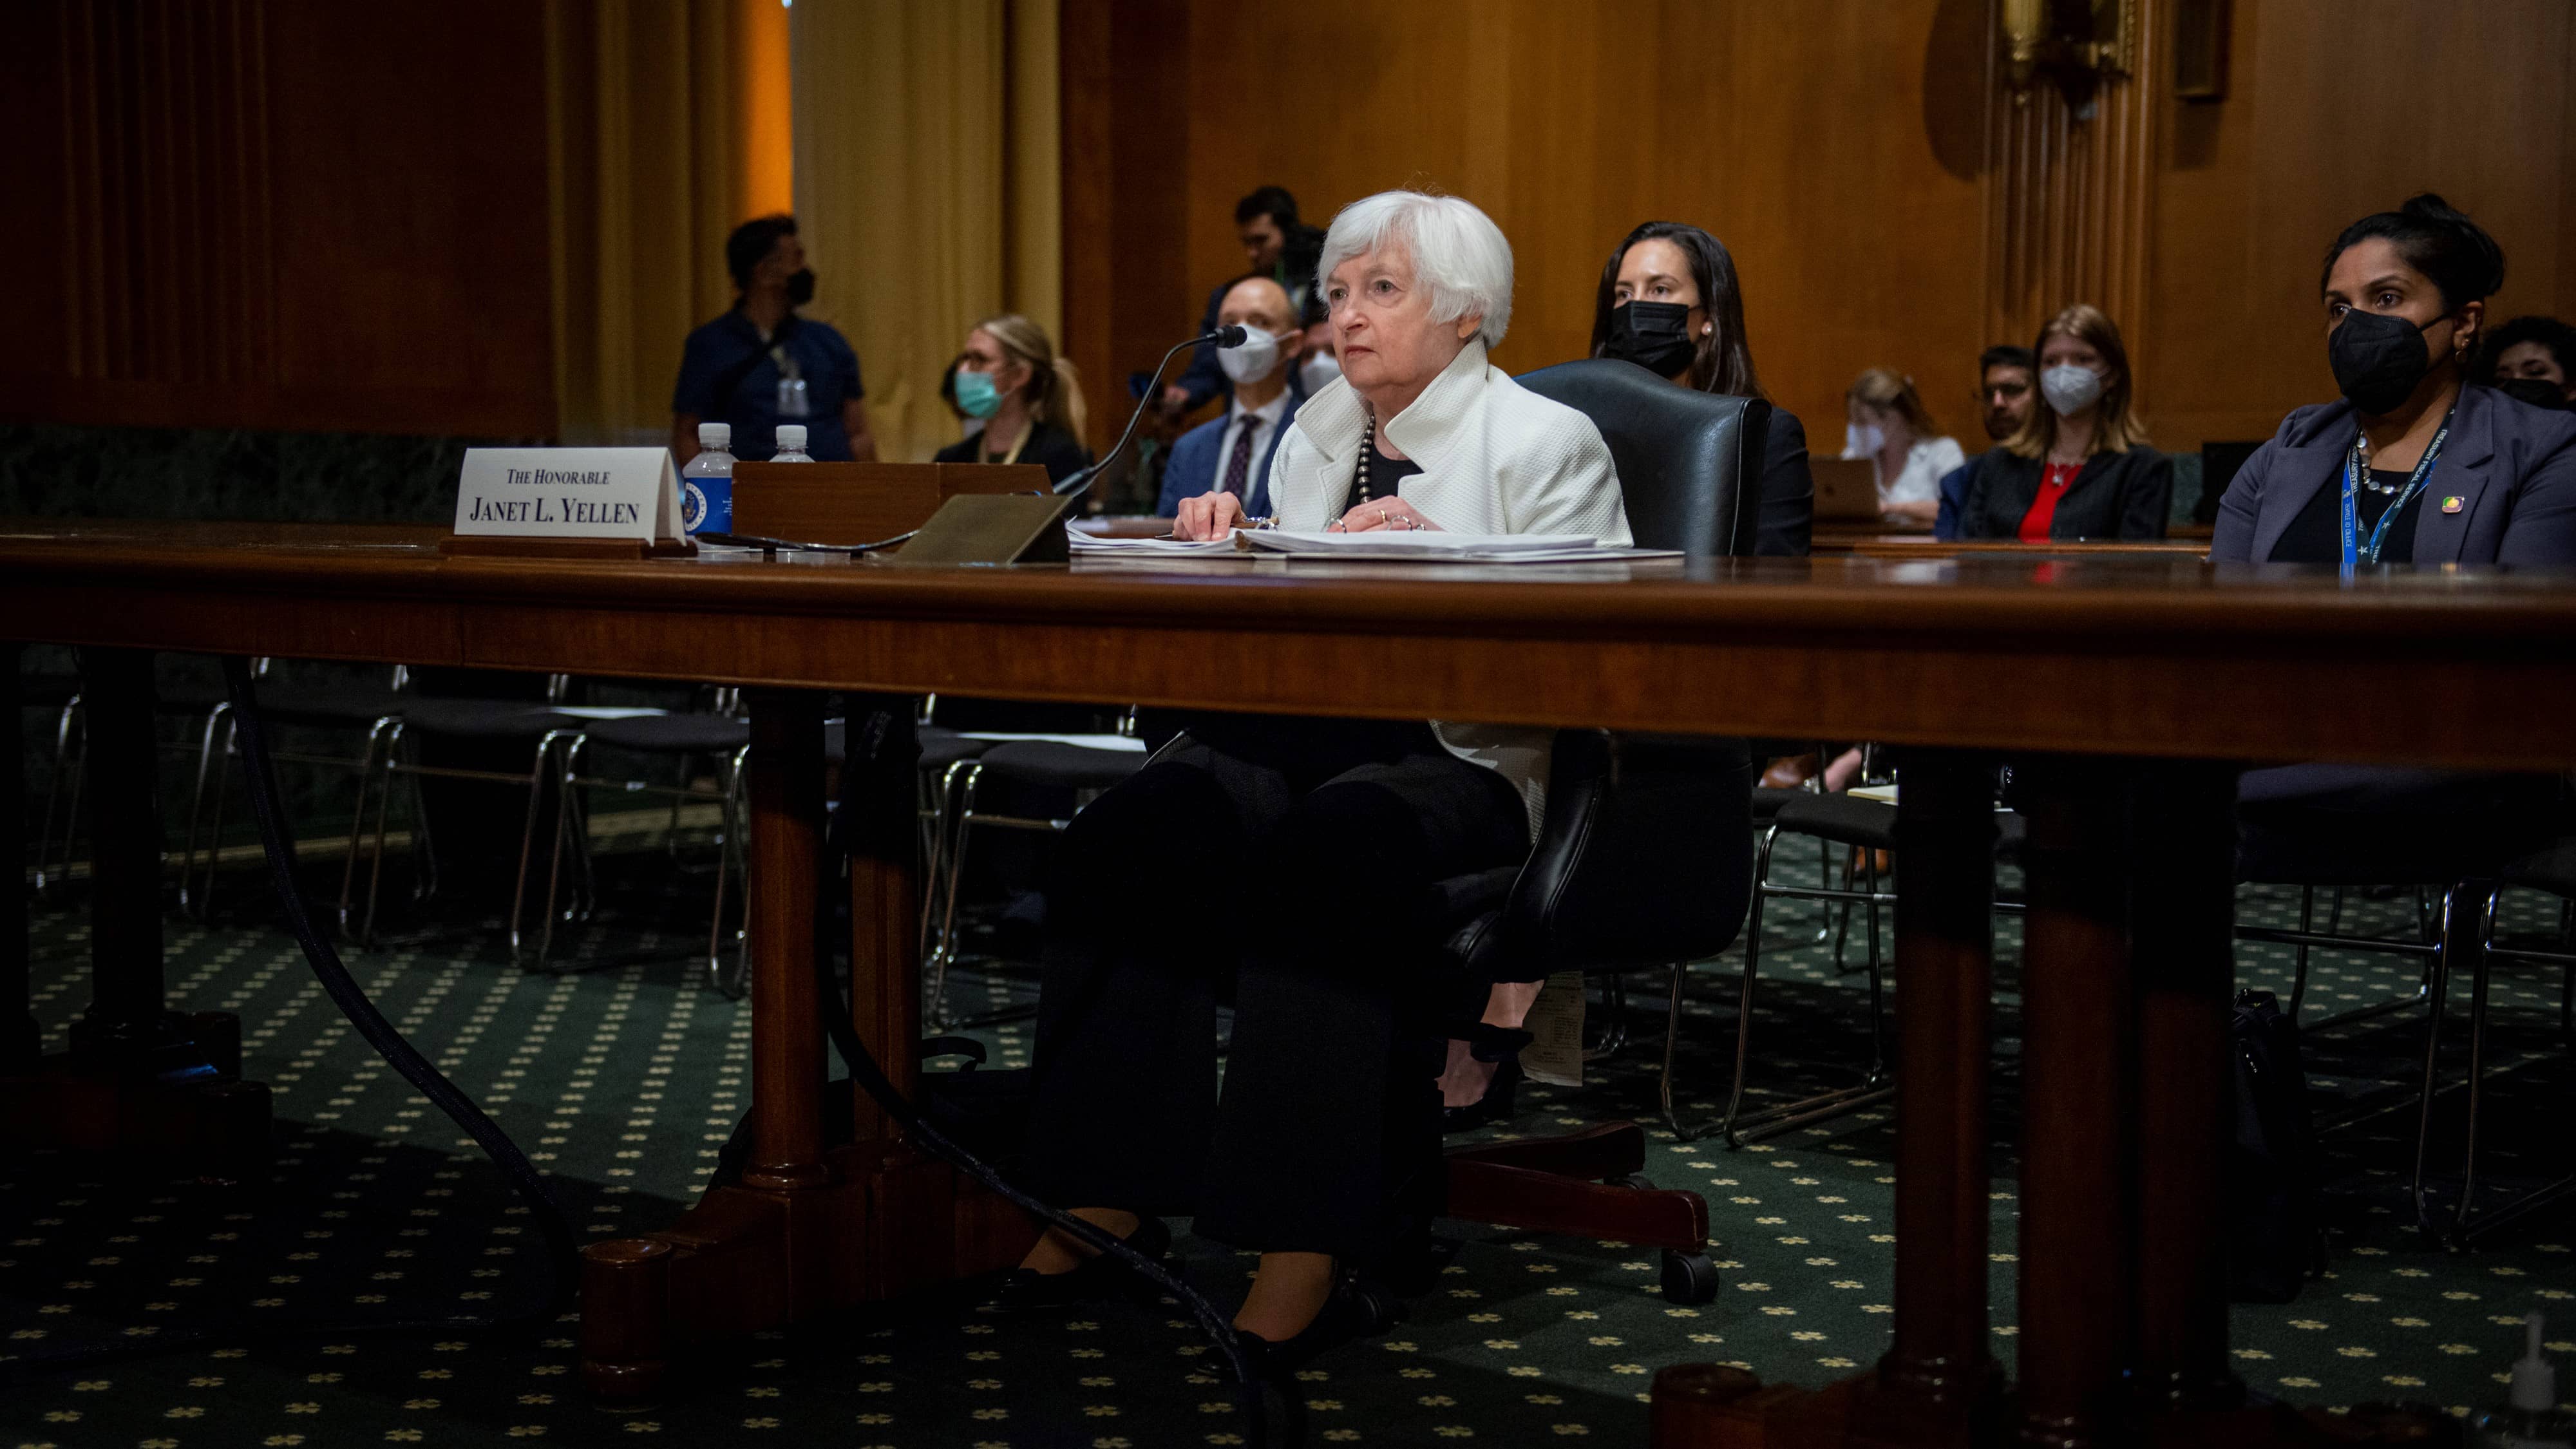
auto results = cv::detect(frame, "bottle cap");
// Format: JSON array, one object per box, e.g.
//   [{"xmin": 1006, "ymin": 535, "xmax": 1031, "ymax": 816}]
[
  {"xmin": 2513, "ymin": 1311, "xmax": 2555, "ymax": 1412},
  {"xmin": 775, "ymin": 424, "xmax": 808, "ymax": 450},
  {"xmin": 697, "ymin": 422, "xmax": 730, "ymax": 448}
]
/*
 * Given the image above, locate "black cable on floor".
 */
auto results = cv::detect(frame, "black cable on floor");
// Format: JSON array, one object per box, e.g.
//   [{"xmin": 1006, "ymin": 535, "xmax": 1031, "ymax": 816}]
[{"xmin": 1, "ymin": 656, "xmax": 578, "ymax": 1376}]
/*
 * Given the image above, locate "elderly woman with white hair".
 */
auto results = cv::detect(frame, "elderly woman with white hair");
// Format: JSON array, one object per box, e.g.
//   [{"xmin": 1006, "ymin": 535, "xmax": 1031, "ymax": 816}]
[{"xmin": 1001, "ymin": 192, "xmax": 1627, "ymax": 1371}]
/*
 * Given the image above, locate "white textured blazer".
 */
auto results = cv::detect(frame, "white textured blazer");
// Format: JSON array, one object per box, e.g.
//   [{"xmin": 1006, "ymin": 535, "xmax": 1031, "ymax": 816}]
[{"xmin": 1267, "ymin": 339, "xmax": 1631, "ymax": 831}]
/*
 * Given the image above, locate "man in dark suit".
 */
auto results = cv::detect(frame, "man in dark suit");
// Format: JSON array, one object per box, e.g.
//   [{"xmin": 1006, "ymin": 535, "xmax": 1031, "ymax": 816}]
[
  {"xmin": 1933, "ymin": 344, "xmax": 2034, "ymax": 540},
  {"xmin": 1157, "ymin": 275, "xmax": 1308, "ymax": 518},
  {"xmin": 1162, "ymin": 186, "xmax": 1325, "ymax": 419}
]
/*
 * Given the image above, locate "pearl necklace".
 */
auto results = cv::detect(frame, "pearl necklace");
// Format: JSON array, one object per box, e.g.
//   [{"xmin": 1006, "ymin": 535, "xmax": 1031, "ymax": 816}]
[{"xmin": 1354, "ymin": 404, "xmax": 1378, "ymax": 504}]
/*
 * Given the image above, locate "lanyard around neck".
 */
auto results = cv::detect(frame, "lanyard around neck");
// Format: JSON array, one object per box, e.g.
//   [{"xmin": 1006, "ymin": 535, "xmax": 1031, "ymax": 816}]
[
  {"xmin": 2339, "ymin": 408, "xmax": 2452, "ymax": 574},
  {"xmin": 983, "ymin": 422, "xmax": 1030, "ymax": 467}
]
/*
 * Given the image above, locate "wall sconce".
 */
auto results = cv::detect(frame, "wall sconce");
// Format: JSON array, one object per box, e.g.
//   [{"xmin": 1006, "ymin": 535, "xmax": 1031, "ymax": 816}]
[{"xmin": 2003, "ymin": 0, "xmax": 2137, "ymax": 118}]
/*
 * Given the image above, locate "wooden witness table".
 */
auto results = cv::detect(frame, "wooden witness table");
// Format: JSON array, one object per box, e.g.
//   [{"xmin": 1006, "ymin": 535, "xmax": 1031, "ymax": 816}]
[{"xmin": 8, "ymin": 520, "xmax": 2576, "ymax": 1448}]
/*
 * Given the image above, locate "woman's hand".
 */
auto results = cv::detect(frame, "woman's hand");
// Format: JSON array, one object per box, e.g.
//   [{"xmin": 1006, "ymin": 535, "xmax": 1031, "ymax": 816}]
[
  {"xmin": 1332, "ymin": 497, "xmax": 1441, "ymax": 533},
  {"xmin": 1174, "ymin": 490, "xmax": 1251, "ymax": 541}
]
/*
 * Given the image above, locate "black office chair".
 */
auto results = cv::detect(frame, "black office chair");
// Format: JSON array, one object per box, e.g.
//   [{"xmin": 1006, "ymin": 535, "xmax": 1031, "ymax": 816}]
[{"xmin": 1430, "ymin": 359, "xmax": 1766, "ymax": 1302}]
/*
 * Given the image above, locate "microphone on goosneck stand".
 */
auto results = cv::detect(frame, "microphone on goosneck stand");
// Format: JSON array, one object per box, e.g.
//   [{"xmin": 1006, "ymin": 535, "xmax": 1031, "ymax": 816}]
[{"xmin": 1050, "ymin": 325, "xmax": 1250, "ymax": 498}]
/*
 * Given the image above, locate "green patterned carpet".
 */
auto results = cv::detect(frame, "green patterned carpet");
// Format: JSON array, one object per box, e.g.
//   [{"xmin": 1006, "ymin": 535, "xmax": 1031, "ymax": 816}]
[{"xmin": 5, "ymin": 837, "xmax": 2572, "ymax": 1448}]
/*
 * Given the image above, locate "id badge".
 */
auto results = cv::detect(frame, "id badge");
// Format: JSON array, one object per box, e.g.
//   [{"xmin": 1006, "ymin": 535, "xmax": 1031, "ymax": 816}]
[{"xmin": 775, "ymin": 375, "xmax": 811, "ymax": 418}]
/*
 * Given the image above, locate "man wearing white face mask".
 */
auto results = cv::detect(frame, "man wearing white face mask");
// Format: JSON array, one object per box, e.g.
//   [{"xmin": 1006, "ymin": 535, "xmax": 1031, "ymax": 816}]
[{"xmin": 1158, "ymin": 274, "xmax": 1309, "ymax": 517}]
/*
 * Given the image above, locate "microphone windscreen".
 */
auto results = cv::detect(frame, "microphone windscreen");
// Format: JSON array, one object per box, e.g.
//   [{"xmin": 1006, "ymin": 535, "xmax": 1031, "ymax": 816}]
[{"xmin": 1214, "ymin": 324, "xmax": 1249, "ymax": 347}]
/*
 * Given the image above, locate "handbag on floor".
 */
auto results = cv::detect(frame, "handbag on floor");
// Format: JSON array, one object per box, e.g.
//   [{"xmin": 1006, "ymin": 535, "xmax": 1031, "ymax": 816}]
[{"xmin": 2226, "ymin": 988, "xmax": 2328, "ymax": 1303}]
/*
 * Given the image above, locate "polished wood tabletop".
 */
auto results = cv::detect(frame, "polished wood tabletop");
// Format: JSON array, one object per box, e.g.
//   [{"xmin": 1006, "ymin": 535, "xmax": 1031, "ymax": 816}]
[
  {"xmin": 6, "ymin": 518, "xmax": 2575, "ymax": 768},
  {"xmin": 8, "ymin": 516, "xmax": 2553, "ymax": 1447}
]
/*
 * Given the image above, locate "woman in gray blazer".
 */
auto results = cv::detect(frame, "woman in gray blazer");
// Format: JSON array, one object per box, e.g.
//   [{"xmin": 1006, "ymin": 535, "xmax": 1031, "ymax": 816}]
[
  {"xmin": 2213, "ymin": 193, "xmax": 2576, "ymax": 568},
  {"xmin": 2217, "ymin": 194, "xmax": 2574, "ymax": 884}
]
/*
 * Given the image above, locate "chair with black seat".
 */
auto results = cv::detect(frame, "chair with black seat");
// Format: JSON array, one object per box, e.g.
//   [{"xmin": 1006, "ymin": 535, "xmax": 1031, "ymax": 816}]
[
  {"xmin": 1428, "ymin": 357, "xmax": 1767, "ymax": 1302},
  {"xmin": 926, "ymin": 712, "xmax": 1148, "ymax": 1025},
  {"xmin": 361, "ymin": 688, "xmax": 590, "ymax": 959},
  {"xmin": 182, "ymin": 659, "xmax": 415, "ymax": 928},
  {"xmin": 547, "ymin": 705, "xmax": 750, "ymax": 987}
]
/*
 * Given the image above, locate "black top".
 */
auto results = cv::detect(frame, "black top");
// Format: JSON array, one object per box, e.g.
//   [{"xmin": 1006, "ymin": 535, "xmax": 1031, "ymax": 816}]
[
  {"xmin": 933, "ymin": 419, "xmax": 1094, "ymax": 486},
  {"xmin": 1956, "ymin": 443, "xmax": 2173, "ymax": 542},
  {"xmin": 1752, "ymin": 406, "xmax": 1815, "ymax": 557},
  {"xmin": 2268, "ymin": 468, "xmax": 2425, "ymax": 564},
  {"xmin": 670, "ymin": 312, "xmax": 866, "ymax": 461},
  {"xmin": 1356, "ymin": 430, "xmax": 1421, "ymax": 504}
]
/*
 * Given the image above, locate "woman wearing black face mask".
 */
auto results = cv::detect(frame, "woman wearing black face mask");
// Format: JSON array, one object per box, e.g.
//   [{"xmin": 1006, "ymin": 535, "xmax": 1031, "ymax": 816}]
[
  {"xmin": 2217, "ymin": 196, "xmax": 2576, "ymax": 904},
  {"xmin": 2212, "ymin": 193, "xmax": 2576, "ymax": 567},
  {"xmin": 1588, "ymin": 222, "xmax": 1813, "ymax": 556}
]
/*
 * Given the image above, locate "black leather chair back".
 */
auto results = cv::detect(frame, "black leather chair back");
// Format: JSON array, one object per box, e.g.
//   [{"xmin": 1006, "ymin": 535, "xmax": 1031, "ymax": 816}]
[
  {"xmin": 1439, "ymin": 361, "xmax": 1763, "ymax": 986},
  {"xmin": 1515, "ymin": 358, "xmax": 1772, "ymax": 558}
]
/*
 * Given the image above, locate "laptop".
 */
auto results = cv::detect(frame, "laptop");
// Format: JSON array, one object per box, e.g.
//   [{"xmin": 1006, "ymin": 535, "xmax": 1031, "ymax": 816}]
[{"xmin": 1810, "ymin": 457, "xmax": 1884, "ymax": 522}]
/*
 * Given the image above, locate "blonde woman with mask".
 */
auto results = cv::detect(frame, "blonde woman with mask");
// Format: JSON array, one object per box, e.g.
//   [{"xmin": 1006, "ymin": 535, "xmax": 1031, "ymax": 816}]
[{"xmin": 933, "ymin": 314, "xmax": 1094, "ymax": 486}]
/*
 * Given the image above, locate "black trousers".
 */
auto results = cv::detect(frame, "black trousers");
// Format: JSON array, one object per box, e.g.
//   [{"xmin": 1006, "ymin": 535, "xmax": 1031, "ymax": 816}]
[{"xmin": 1018, "ymin": 717, "xmax": 1528, "ymax": 1260}]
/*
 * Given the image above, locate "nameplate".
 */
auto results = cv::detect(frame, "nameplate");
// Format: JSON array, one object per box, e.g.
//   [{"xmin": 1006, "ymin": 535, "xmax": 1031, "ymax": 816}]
[{"xmin": 452, "ymin": 448, "xmax": 685, "ymax": 544}]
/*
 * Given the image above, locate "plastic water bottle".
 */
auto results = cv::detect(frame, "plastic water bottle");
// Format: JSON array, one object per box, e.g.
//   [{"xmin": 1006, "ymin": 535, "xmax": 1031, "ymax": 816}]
[
  {"xmin": 681, "ymin": 422, "xmax": 735, "ymax": 536},
  {"xmin": 2476, "ymin": 1313, "xmax": 2574, "ymax": 1449},
  {"xmin": 773, "ymin": 424, "xmax": 814, "ymax": 463}
]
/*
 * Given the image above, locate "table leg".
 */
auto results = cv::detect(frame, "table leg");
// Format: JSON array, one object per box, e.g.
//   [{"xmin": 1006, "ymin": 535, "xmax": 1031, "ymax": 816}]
[
  {"xmin": 740, "ymin": 690, "xmax": 829, "ymax": 1191},
  {"xmin": 2128, "ymin": 762, "xmax": 2242, "ymax": 1412},
  {"xmin": 1864, "ymin": 749, "xmax": 2003, "ymax": 1433},
  {"xmin": 5, "ymin": 644, "xmax": 35, "ymax": 1071},
  {"xmin": 1655, "ymin": 750, "xmax": 2003, "ymax": 1449},
  {"xmin": 2014, "ymin": 757, "xmax": 2139, "ymax": 1449},
  {"xmin": 0, "ymin": 647, "xmax": 267, "ymax": 1170},
  {"xmin": 582, "ymin": 691, "xmax": 1029, "ymax": 1400},
  {"xmin": 68, "ymin": 648, "xmax": 170, "ymax": 1056},
  {"xmin": 838, "ymin": 699, "xmax": 922, "ymax": 1142}
]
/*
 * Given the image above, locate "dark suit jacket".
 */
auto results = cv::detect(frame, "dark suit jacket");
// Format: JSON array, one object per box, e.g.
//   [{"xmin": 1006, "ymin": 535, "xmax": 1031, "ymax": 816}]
[
  {"xmin": 1156, "ymin": 374, "xmax": 1307, "ymax": 516},
  {"xmin": 1752, "ymin": 406, "xmax": 1815, "ymax": 557},
  {"xmin": 2210, "ymin": 384, "xmax": 2576, "ymax": 565},
  {"xmin": 1957, "ymin": 442, "xmax": 2171, "ymax": 542}
]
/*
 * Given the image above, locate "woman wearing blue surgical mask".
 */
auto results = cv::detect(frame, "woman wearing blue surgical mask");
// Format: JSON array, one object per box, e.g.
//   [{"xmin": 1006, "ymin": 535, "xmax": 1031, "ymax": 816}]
[
  {"xmin": 933, "ymin": 314, "xmax": 1095, "ymax": 486},
  {"xmin": 1956, "ymin": 303, "xmax": 2171, "ymax": 542}
]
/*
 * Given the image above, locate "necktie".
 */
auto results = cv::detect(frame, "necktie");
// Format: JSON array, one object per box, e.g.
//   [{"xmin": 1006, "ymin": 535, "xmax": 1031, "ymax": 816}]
[{"xmin": 1220, "ymin": 418, "xmax": 1258, "ymax": 496}]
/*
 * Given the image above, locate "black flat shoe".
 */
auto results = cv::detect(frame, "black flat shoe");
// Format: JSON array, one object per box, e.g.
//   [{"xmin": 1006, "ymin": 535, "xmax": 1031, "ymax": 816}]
[
  {"xmin": 1234, "ymin": 1270, "xmax": 1405, "ymax": 1375},
  {"xmin": 985, "ymin": 1214, "xmax": 1172, "ymax": 1312}
]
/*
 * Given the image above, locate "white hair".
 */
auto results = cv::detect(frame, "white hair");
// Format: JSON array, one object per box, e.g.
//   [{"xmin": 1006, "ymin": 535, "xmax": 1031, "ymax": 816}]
[{"xmin": 1316, "ymin": 191, "xmax": 1514, "ymax": 348}]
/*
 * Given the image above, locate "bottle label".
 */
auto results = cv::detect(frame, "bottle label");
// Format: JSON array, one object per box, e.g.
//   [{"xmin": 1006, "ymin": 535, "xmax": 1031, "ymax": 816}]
[{"xmin": 681, "ymin": 475, "xmax": 732, "ymax": 535}]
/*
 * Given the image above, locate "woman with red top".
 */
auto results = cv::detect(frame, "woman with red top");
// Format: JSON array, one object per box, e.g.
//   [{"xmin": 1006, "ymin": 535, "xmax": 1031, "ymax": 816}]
[{"xmin": 1956, "ymin": 304, "xmax": 2172, "ymax": 541}]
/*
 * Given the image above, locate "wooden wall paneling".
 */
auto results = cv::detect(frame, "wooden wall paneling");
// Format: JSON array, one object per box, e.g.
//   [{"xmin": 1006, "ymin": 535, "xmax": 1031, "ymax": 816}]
[
  {"xmin": 1149, "ymin": 0, "xmax": 1994, "ymax": 459},
  {"xmin": 1059, "ymin": 0, "xmax": 1192, "ymax": 457},
  {"xmin": 1982, "ymin": 0, "xmax": 2159, "ymax": 375},
  {"xmin": 48, "ymin": 0, "xmax": 278, "ymax": 392},
  {"xmin": 2145, "ymin": 0, "xmax": 2576, "ymax": 452},
  {"xmin": 0, "ymin": 0, "xmax": 558, "ymax": 440}
]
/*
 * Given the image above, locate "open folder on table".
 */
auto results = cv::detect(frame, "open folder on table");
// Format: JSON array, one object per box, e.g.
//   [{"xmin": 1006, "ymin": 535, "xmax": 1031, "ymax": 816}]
[{"xmin": 1066, "ymin": 524, "xmax": 1680, "ymax": 564}]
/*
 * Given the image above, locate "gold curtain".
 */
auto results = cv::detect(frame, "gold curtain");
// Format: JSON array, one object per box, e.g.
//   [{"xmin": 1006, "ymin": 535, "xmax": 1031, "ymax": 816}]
[
  {"xmin": 545, "ymin": 0, "xmax": 794, "ymax": 445},
  {"xmin": 789, "ymin": 0, "xmax": 1061, "ymax": 464}
]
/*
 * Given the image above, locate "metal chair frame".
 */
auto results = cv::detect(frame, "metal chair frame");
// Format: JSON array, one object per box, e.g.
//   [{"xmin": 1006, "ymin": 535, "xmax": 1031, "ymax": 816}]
[
  {"xmin": 354, "ymin": 683, "xmax": 583, "ymax": 961},
  {"xmin": 1662, "ymin": 814, "xmax": 1895, "ymax": 1146},
  {"xmin": 545, "ymin": 728, "xmax": 752, "ymax": 992},
  {"xmin": 922, "ymin": 710, "xmax": 1141, "ymax": 1027},
  {"xmin": 2418, "ymin": 884, "xmax": 2576, "ymax": 1245}
]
